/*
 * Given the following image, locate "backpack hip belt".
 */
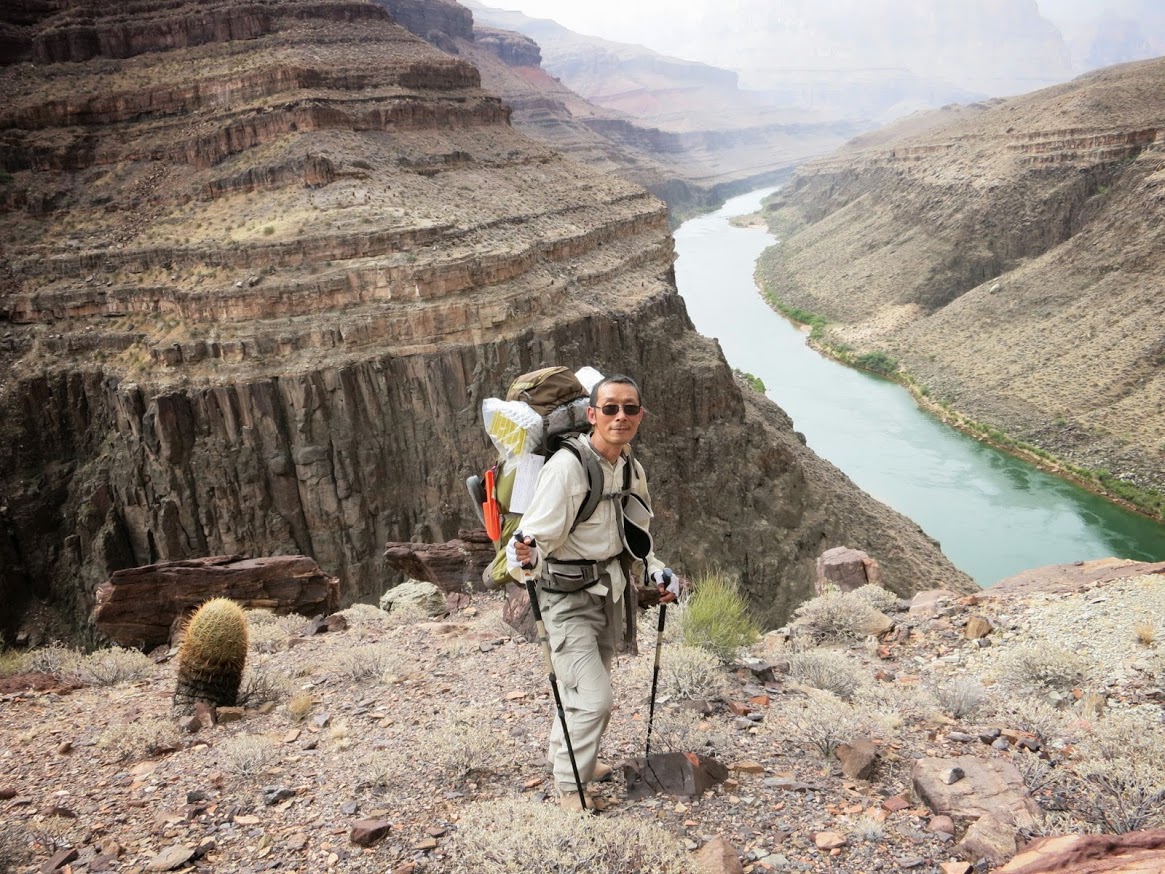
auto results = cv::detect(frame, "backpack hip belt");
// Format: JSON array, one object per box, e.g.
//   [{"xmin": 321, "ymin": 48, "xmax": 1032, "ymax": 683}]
[{"xmin": 540, "ymin": 558, "xmax": 610, "ymax": 594}]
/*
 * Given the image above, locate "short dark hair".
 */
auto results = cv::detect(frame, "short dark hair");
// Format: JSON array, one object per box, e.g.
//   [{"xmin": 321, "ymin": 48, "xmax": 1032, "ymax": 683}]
[{"xmin": 589, "ymin": 374, "xmax": 641, "ymax": 407}]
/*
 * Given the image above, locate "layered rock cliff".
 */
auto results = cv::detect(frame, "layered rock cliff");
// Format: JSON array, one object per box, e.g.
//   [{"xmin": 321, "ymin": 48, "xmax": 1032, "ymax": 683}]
[
  {"xmin": 464, "ymin": 2, "xmax": 854, "ymax": 209},
  {"xmin": 0, "ymin": 0, "xmax": 971, "ymax": 645},
  {"xmin": 759, "ymin": 57, "xmax": 1165, "ymax": 516}
]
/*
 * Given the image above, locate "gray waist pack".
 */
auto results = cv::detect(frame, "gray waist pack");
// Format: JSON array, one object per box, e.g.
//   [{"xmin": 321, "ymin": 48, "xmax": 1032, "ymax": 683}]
[{"xmin": 541, "ymin": 560, "xmax": 603, "ymax": 593}]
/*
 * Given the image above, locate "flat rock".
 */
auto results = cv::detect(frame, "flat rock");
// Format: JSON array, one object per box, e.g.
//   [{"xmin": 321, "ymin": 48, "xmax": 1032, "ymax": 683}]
[
  {"xmin": 350, "ymin": 818, "xmax": 393, "ymax": 847},
  {"xmin": 146, "ymin": 845, "xmax": 195, "ymax": 871},
  {"xmin": 996, "ymin": 829, "xmax": 1165, "ymax": 873},
  {"xmin": 913, "ymin": 756, "xmax": 1041, "ymax": 831}
]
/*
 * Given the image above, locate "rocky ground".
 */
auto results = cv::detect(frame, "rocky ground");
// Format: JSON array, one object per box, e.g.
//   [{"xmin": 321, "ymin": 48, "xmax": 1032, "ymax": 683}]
[{"xmin": 3, "ymin": 562, "xmax": 1165, "ymax": 873}]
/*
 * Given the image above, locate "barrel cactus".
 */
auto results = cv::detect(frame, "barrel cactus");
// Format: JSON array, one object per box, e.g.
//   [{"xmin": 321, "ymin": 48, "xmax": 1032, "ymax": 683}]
[{"xmin": 174, "ymin": 598, "xmax": 249, "ymax": 708}]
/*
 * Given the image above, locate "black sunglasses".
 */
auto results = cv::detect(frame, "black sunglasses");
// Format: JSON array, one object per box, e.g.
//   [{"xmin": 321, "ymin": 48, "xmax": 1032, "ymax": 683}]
[{"xmin": 593, "ymin": 403, "xmax": 643, "ymax": 417}]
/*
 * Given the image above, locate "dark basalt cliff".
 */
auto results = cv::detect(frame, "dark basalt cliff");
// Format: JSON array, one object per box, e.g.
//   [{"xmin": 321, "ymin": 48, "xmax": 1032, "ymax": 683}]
[
  {"xmin": 759, "ymin": 58, "xmax": 1165, "ymax": 512},
  {"xmin": 0, "ymin": 0, "xmax": 971, "ymax": 645}
]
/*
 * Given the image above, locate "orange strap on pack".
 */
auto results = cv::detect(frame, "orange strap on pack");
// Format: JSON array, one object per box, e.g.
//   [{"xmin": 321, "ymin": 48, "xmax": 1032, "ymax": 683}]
[{"xmin": 483, "ymin": 468, "xmax": 501, "ymax": 543}]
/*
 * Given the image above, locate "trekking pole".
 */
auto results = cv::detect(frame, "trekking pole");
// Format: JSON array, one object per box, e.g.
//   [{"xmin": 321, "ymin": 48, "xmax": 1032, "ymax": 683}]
[
  {"xmin": 515, "ymin": 531, "xmax": 590, "ymax": 813},
  {"xmin": 644, "ymin": 568, "xmax": 675, "ymax": 758}
]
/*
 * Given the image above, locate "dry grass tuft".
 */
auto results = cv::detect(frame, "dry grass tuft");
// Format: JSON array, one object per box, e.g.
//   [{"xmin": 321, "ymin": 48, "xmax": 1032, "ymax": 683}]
[
  {"xmin": 1135, "ymin": 620, "xmax": 1156, "ymax": 647},
  {"xmin": 97, "ymin": 718, "xmax": 181, "ymax": 763}
]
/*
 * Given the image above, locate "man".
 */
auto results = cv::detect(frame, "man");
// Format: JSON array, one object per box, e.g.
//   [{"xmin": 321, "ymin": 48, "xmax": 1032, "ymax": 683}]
[{"xmin": 508, "ymin": 374, "xmax": 677, "ymax": 811}]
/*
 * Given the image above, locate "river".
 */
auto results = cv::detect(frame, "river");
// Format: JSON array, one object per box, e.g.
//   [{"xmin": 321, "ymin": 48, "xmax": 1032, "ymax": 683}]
[{"xmin": 674, "ymin": 188, "xmax": 1165, "ymax": 586}]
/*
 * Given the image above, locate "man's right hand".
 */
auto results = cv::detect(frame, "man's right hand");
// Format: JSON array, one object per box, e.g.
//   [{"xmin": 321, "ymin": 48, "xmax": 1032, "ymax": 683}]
[{"xmin": 506, "ymin": 531, "xmax": 539, "ymax": 572}]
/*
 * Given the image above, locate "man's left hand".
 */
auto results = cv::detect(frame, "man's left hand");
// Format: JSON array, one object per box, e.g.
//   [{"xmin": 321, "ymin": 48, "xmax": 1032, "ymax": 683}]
[{"xmin": 651, "ymin": 568, "xmax": 680, "ymax": 604}]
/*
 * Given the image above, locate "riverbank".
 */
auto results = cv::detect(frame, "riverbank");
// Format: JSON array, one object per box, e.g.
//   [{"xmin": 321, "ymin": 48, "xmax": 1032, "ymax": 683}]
[{"xmin": 755, "ymin": 276, "xmax": 1165, "ymax": 525}]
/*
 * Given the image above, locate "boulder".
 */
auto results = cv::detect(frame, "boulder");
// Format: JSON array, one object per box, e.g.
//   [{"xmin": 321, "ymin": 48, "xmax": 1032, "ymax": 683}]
[
  {"xmin": 835, "ymin": 738, "xmax": 878, "ymax": 780},
  {"xmin": 816, "ymin": 546, "xmax": 883, "ymax": 594},
  {"xmin": 93, "ymin": 555, "xmax": 340, "ymax": 648},
  {"xmin": 996, "ymin": 830, "xmax": 1165, "ymax": 873},
  {"xmin": 379, "ymin": 580, "xmax": 446, "ymax": 617},
  {"xmin": 623, "ymin": 752, "xmax": 729, "ymax": 800},
  {"xmin": 956, "ymin": 812, "xmax": 1022, "ymax": 866},
  {"xmin": 693, "ymin": 836, "xmax": 743, "ymax": 874},
  {"xmin": 382, "ymin": 530, "xmax": 495, "ymax": 593}
]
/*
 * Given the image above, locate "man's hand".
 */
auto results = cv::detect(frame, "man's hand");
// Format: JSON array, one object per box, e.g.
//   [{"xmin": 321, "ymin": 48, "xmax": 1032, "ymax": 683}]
[
  {"xmin": 506, "ymin": 531, "xmax": 539, "ymax": 573},
  {"xmin": 651, "ymin": 568, "xmax": 680, "ymax": 604}
]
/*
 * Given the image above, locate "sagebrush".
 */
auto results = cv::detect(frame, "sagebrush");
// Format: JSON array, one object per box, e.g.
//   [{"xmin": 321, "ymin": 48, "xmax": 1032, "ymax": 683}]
[
  {"xmin": 788, "ymin": 649, "xmax": 863, "ymax": 700},
  {"xmin": 792, "ymin": 592, "xmax": 887, "ymax": 645},
  {"xmin": 435, "ymin": 797, "xmax": 698, "ymax": 873}
]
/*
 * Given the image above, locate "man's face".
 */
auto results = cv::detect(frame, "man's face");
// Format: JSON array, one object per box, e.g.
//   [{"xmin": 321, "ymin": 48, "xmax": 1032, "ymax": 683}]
[{"xmin": 587, "ymin": 382, "xmax": 644, "ymax": 451}]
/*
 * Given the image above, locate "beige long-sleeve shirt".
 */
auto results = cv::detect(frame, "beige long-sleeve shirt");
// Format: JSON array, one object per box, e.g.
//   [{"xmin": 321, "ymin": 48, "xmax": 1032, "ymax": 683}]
[{"xmin": 511, "ymin": 434, "xmax": 664, "ymax": 601}]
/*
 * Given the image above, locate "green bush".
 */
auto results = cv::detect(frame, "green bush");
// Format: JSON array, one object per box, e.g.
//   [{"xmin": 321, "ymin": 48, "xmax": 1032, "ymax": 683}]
[
  {"xmin": 680, "ymin": 573, "xmax": 759, "ymax": 662},
  {"xmin": 734, "ymin": 369, "xmax": 766, "ymax": 393},
  {"xmin": 854, "ymin": 351, "xmax": 899, "ymax": 376}
]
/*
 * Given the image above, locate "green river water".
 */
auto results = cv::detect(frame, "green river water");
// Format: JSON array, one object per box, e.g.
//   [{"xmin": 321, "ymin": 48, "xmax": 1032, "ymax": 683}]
[{"xmin": 674, "ymin": 188, "xmax": 1165, "ymax": 586}]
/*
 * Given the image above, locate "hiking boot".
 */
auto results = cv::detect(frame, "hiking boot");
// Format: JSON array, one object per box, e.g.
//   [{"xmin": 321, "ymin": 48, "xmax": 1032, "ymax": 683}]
[
  {"xmin": 557, "ymin": 789, "xmax": 608, "ymax": 812},
  {"xmin": 591, "ymin": 762, "xmax": 614, "ymax": 783}
]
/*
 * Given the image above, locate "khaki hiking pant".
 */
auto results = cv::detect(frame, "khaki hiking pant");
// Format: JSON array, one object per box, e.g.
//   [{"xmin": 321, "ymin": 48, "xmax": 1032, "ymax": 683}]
[{"xmin": 541, "ymin": 582, "xmax": 618, "ymax": 794}]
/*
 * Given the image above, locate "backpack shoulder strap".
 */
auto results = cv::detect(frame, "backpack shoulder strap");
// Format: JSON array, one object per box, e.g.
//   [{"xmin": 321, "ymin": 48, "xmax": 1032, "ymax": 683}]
[{"xmin": 558, "ymin": 438, "xmax": 605, "ymax": 532}]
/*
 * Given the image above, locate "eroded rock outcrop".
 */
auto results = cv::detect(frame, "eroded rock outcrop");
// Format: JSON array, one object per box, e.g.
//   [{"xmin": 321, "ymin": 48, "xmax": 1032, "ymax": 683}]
[{"xmin": 0, "ymin": 0, "xmax": 972, "ymax": 644}]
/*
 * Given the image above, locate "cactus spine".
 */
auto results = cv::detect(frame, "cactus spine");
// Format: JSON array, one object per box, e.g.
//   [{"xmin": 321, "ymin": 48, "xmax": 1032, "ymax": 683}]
[{"xmin": 174, "ymin": 597, "xmax": 249, "ymax": 708}]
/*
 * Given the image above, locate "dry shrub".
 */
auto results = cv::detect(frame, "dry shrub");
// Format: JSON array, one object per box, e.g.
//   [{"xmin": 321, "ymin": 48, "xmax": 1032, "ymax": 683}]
[
  {"xmin": 658, "ymin": 643, "xmax": 730, "ymax": 701},
  {"xmin": 854, "ymin": 684, "xmax": 937, "ymax": 734},
  {"xmin": 337, "ymin": 603, "xmax": 390, "ymax": 626},
  {"xmin": 778, "ymin": 691, "xmax": 879, "ymax": 758},
  {"xmin": 426, "ymin": 707, "xmax": 509, "ymax": 779},
  {"xmin": 851, "ymin": 584, "xmax": 902, "ymax": 613},
  {"xmin": 357, "ymin": 748, "xmax": 414, "ymax": 793},
  {"xmin": 788, "ymin": 649, "xmax": 864, "ymax": 700},
  {"xmin": 0, "ymin": 823, "xmax": 31, "ymax": 871},
  {"xmin": 995, "ymin": 643, "xmax": 1090, "ymax": 693},
  {"xmin": 238, "ymin": 662, "xmax": 295, "ymax": 706},
  {"xmin": 648, "ymin": 707, "xmax": 730, "ymax": 756},
  {"xmin": 383, "ymin": 604, "xmax": 430, "ymax": 628},
  {"xmin": 97, "ymin": 718, "xmax": 181, "ymax": 763},
  {"xmin": 1059, "ymin": 709, "xmax": 1165, "ymax": 832},
  {"xmin": 437, "ymin": 797, "xmax": 697, "ymax": 873},
  {"xmin": 248, "ymin": 623, "xmax": 289, "ymax": 654},
  {"xmin": 329, "ymin": 642, "xmax": 406, "ymax": 682},
  {"xmin": 217, "ymin": 734, "xmax": 274, "ymax": 776},
  {"xmin": 75, "ymin": 647, "xmax": 155, "ymax": 686},
  {"xmin": 929, "ymin": 677, "xmax": 989, "ymax": 720},
  {"xmin": 792, "ymin": 593, "xmax": 886, "ymax": 645},
  {"xmin": 1002, "ymin": 697, "xmax": 1071, "ymax": 745},
  {"xmin": 24, "ymin": 643, "xmax": 81, "ymax": 676},
  {"xmin": 327, "ymin": 722, "xmax": 353, "ymax": 752}
]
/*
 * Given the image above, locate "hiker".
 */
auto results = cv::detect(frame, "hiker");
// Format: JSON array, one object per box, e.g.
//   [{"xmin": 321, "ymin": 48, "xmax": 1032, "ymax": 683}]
[{"xmin": 507, "ymin": 374, "xmax": 677, "ymax": 811}]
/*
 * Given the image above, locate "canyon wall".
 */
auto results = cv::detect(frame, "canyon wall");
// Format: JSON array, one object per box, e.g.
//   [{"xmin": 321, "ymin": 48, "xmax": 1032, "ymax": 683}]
[
  {"xmin": 0, "ymin": 0, "xmax": 971, "ymax": 644},
  {"xmin": 759, "ymin": 58, "xmax": 1165, "ymax": 513}
]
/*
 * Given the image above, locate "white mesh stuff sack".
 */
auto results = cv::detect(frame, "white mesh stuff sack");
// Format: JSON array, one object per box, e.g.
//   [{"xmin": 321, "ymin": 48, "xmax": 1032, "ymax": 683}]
[
  {"xmin": 575, "ymin": 366, "xmax": 604, "ymax": 394},
  {"xmin": 482, "ymin": 398, "xmax": 542, "ymax": 459}
]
